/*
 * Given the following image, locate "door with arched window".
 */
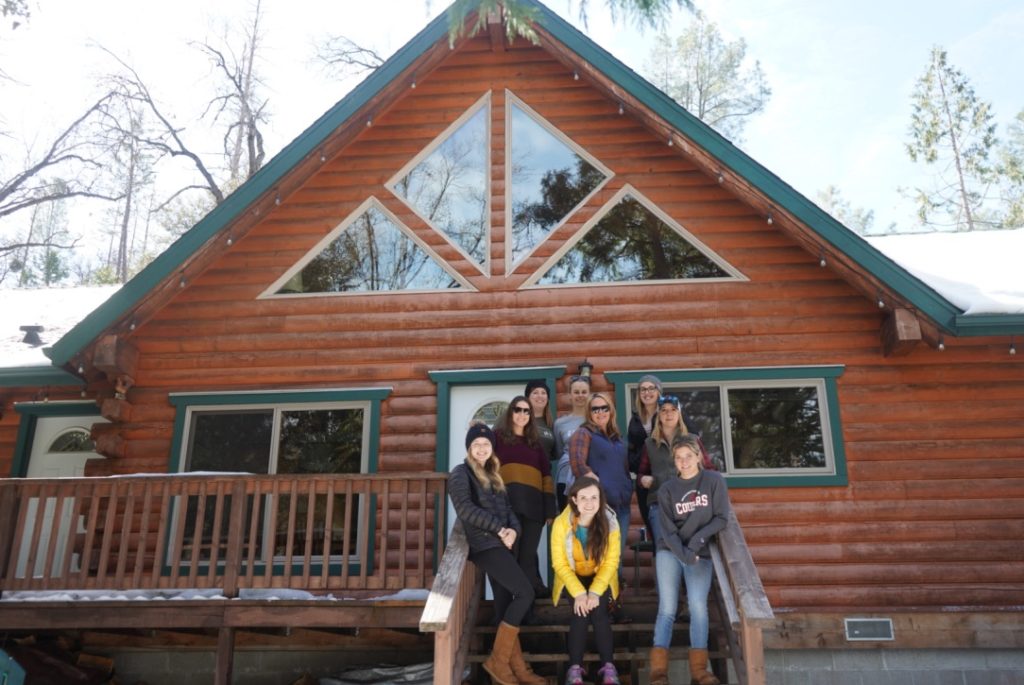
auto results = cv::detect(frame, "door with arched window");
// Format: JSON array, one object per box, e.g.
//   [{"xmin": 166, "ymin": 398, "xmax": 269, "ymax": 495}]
[{"xmin": 18, "ymin": 414, "xmax": 106, "ymax": 577}]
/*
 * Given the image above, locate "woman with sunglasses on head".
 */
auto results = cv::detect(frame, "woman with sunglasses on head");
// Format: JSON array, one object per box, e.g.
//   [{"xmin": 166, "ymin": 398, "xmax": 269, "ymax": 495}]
[
  {"xmin": 648, "ymin": 434, "xmax": 732, "ymax": 685},
  {"xmin": 637, "ymin": 395, "xmax": 715, "ymax": 546},
  {"xmin": 551, "ymin": 475, "xmax": 622, "ymax": 685},
  {"xmin": 628, "ymin": 374, "xmax": 663, "ymax": 538},
  {"xmin": 553, "ymin": 374, "xmax": 592, "ymax": 511},
  {"xmin": 495, "ymin": 395, "xmax": 557, "ymax": 600},
  {"xmin": 449, "ymin": 423, "xmax": 545, "ymax": 685},
  {"xmin": 567, "ymin": 393, "xmax": 632, "ymax": 580}
]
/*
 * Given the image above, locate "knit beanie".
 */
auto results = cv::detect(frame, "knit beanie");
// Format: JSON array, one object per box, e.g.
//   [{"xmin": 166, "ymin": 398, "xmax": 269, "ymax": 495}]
[
  {"xmin": 524, "ymin": 379, "xmax": 549, "ymax": 397},
  {"xmin": 638, "ymin": 374, "xmax": 663, "ymax": 391},
  {"xmin": 465, "ymin": 423, "xmax": 497, "ymax": 451}
]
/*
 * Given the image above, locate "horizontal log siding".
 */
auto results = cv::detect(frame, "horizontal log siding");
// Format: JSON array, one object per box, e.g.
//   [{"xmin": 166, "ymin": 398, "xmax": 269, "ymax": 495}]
[{"xmin": 78, "ymin": 36, "xmax": 1024, "ymax": 611}]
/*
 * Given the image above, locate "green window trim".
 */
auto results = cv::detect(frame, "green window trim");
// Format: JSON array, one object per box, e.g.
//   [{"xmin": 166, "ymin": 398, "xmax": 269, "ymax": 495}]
[
  {"xmin": 11, "ymin": 401, "xmax": 100, "ymax": 478},
  {"xmin": 605, "ymin": 366, "xmax": 847, "ymax": 488},
  {"xmin": 429, "ymin": 366, "xmax": 565, "ymax": 472}
]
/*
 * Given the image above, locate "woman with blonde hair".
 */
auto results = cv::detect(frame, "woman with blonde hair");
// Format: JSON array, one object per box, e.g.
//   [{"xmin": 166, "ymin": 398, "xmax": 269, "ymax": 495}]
[
  {"xmin": 448, "ymin": 423, "xmax": 543, "ymax": 685},
  {"xmin": 627, "ymin": 374, "xmax": 662, "ymax": 535}
]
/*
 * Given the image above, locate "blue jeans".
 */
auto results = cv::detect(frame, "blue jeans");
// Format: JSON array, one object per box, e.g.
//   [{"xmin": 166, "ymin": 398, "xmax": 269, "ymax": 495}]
[
  {"xmin": 615, "ymin": 508, "xmax": 631, "ymax": 571},
  {"xmin": 654, "ymin": 550, "xmax": 713, "ymax": 649},
  {"xmin": 647, "ymin": 503, "xmax": 661, "ymax": 545}
]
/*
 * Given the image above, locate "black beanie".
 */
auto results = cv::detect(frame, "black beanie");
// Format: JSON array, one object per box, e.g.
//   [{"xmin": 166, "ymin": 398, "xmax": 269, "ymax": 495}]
[
  {"xmin": 465, "ymin": 423, "xmax": 497, "ymax": 451},
  {"xmin": 524, "ymin": 379, "xmax": 549, "ymax": 398}
]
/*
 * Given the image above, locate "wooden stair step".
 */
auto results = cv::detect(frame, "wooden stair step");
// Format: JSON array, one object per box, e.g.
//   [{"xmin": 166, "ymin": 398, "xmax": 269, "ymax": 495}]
[{"xmin": 466, "ymin": 646, "xmax": 727, "ymax": 663}]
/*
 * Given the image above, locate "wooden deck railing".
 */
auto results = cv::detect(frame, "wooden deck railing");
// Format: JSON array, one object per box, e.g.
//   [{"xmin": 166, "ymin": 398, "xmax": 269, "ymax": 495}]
[
  {"xmin": 709, "ymin": 509, "xmax": 775, "ymax": 685},
  {"xmin": 419, "ymin": 520, "xmax": 482, "ymax": 685},
  {"xmin": 0, "ymin": 473, "xmax": 447, "ymax": 596}
]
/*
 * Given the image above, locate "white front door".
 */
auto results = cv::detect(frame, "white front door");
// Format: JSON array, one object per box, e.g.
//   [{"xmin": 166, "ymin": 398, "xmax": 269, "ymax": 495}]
[
  {"xmin": 18, "ymin": 414, "xmax": 105, "ymax": 577},
  {"xmin": 447, "ymin": 383, "xmax": 550, "ymax": 591}
]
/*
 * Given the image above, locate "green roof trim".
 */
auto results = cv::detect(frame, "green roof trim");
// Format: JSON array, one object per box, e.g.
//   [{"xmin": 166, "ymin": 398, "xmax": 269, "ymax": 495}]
[
  {"xmin": 46, "ymin": 0, "xmax": 1024, "ymax": 367},
  {"xmin": 0, "ymin": 365, "xmax": 84, "ymax": 388}
]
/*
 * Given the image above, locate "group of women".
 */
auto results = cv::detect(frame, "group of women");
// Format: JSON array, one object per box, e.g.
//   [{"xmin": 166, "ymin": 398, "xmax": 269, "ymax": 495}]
[{"xmin": 449, "ymin": 375, "xmax": 732, "ymax": 685}]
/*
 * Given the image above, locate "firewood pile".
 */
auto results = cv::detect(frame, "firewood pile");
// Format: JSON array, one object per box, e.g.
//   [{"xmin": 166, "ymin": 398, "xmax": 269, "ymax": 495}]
[{"xmin": 2, "ymin": 635, "xmax": 117, "ymax": 685}]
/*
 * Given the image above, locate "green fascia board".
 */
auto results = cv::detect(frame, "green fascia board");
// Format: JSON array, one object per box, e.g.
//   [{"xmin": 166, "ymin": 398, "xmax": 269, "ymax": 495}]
[
  {"xmin": 48, "ymin": 7, "xmax": 457, "ymax": 368},
  {"xmin": 522, "ymin": 0, "xmax": 1023, "ymax": 338},
  {"xmin": 953, "ymin": 313, "xmax": 1024, "ymax": 336},
  {"xmin": 0, "ymin": 365, "xmax": 83, "ymax": 388},
  {"xmin": 46, "ymin": 0, "xmax": 1023, "ymax": 366}
]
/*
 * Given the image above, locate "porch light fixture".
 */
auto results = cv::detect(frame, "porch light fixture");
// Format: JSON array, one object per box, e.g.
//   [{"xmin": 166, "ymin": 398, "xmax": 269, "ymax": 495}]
[
  {"xmin": 179, "ymin": 271, "xmax": 187, "ymax": 288},
  {"xmin": 716, "ymin": 171, "xmax": 724, "ymax": 184},
  {"xmin": 577, "ymin": 359, "xmax": 594, "ymax": 378},
  {"xmin": 618, "ymin": 102, "xmax": 624, "ymax": 115},
  {"xmin": 766, "ymin": 211, "xmax": 774, "ymax": 225},
  {"xmin": 366, "ymin": 118, "xmax": 373, "ymax": 127},
  {"xmin": 274, "ymin": 190, "xmax": 281, "ymax": 205},
  {"xmin": 877, "ymin": 294, "xmax": 885, "ymax": 309},
  {"xmin": 573, "ymin": 70, "xmax": 579, "ymax": 80},
  {"xmin": 1011, "ymin": 337, "xmax": 1017, "ymax": 356},
  {"xmin": 129, "ymin": 319, "xmax": 137, "ymax": 331},
  {"xmin": 226, "ymin": 231, "xmax": 233, "ymax": 246},
  {"xmin": 667, "ymin": 137, "xmax": 673, "ymax": 147},
  {"xmin": 937, "ymin": 336, "xmax": 945, "ymax": 352},
  {"xmin": 320, "ymin": 149, "xmax": 327, "ymax": 162},
  {"xmin": 819, "ymin": 250, "xmax": 827, "ymax": 268}
]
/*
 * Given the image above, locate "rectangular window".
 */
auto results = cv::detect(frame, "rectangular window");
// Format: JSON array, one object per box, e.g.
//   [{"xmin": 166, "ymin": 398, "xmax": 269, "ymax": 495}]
[
  {"xmin": 169, "ymin": 389, "xmax": 390, "ymax": 569},
  {"xmin": 610, "ymin": 367, "xmax": 846, "ymax": 487}
]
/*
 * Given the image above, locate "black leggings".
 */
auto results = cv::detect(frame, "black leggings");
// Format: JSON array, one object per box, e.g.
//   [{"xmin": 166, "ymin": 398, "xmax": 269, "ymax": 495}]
[
  {"xmin": 471, "ymin": 546, "xmax": 535, "ymax": 627},
  {"xmin": 566, "ymin": 576, "xmax": 614, "ymax": 666}
]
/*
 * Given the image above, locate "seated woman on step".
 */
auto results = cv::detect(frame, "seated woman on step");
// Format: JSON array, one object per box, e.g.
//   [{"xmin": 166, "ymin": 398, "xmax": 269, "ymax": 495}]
[
  {"xmin": 550, "ymin": 475, "xmax": 622, "ymax": 685},
  {"xmin": 649, "ymin": 434, "xmax": 732, "ymax": 685},
  {"xmin": 448, "ymin": 423, "xmax": 545, "ymax": 685}
]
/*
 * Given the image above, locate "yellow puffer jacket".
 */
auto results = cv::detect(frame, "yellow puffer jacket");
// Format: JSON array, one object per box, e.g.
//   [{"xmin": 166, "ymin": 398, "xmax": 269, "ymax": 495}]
[{"xmin": 549, "ymin": 505, "xmax": 621, "ymax": 605}]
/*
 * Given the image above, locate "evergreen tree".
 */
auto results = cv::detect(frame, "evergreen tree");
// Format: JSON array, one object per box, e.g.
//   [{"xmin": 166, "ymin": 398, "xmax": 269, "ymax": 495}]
[
  {"xmin": 643, "ymin": 11, "xmax": 770, "ymax": 143},
  {"xmin": 997, "ymin": 109, "xmax": 1024, "ymax": 228},
  {"xmin": 816, "ymin": 185, "xmax": 881, "ymax": 236},
  {"xmin": 906, "ymin": 46, "xmax": 998, "ymax": 231}
]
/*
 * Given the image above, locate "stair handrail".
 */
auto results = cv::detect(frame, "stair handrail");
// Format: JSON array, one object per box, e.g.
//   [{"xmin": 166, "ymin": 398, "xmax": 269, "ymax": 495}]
[
  {"xmin": 419, "ymin": 520, "xmax": 482, "ymax": 685},
  {"xmin": 709, "ymin": 509, "xmax": 774, "ymax": 685}
]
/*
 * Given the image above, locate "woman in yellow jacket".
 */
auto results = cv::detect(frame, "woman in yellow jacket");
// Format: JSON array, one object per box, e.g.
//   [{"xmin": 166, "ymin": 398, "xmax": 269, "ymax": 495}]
[{"xmin": 550, "ymin": 475, "xmax": 622, "ymax": 685}]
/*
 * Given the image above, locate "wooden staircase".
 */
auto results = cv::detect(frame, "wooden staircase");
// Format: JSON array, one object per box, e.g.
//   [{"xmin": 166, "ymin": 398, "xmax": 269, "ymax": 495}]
[{"xmin": 421, "ymin": 511, "xmax": 773, "ymax": 685}]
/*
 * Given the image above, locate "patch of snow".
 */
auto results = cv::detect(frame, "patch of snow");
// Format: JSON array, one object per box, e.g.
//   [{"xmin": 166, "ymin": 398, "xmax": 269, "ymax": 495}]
[
  {"xmin": 867, "ymin": 229, "xmax": 1024, "ymax": 315},
  {"xmin": 1, "ymin": 285, "xmax": 120, "ymax": 368}
]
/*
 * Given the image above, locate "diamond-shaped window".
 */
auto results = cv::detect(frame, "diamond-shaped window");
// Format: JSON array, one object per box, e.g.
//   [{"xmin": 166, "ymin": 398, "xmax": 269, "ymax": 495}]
[
  {"xmin": 531, "ymin": 188, "xmax": 742, "ymax": 286},
  {"xmin": 389, "ymin": 95, "xmax": 489, "ymax": 270},
  {"xmin": 266, "ymin": 200, "xmax": 465, "ymax": 295},
  {"xmin": 508, "ymin": 92, "xmax": 610, "ymax": 267}
]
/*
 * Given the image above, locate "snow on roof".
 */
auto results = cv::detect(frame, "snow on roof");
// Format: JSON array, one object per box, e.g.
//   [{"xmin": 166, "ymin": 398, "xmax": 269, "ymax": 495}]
[
  {"xmin": 866, "ymin": 229, "xmax": 1024, "ymax": 316},
  {"xmin": 1, "ymin": 285, "xmax": 121, "ymax": 369}
]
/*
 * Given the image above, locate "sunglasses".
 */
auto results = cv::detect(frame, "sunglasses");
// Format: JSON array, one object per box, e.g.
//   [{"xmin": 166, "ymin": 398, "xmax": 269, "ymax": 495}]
[
  {"xmin": 511, "ymin": 406, "xmax": 532, "ymax": 415},
  {"xmin": 590, "ymin": 405, "xmax": 611, "ymax": 414},
  {"xmin": 657, "ymin": 395, "xmax": 681, "ymax": 407},
  {"xmin": 569, "ymin": 375, "xmax": 592, "ymax": 385}
]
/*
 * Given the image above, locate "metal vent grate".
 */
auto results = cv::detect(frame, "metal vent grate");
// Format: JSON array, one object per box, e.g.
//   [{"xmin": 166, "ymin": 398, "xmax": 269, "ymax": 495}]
[{"xmin": 844, "ymin": 617, "xmax": 894, "ymax": 641}]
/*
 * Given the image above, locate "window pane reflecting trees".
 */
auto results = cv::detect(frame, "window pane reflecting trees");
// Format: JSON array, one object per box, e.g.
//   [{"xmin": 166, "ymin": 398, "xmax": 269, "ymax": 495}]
[{"xmin": 729, "ymin": 387, "xmax": 826, "ymax": 469}]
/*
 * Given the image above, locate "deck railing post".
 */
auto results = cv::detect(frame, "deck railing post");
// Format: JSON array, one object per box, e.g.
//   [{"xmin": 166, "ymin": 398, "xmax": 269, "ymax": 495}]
[
  {"xmin": 222, "ymin": 481, "xmax": 247, "ymax": 598},
  {"xmin": 0, "ymin": 481, "xmax": 18, "ymax": 588}
]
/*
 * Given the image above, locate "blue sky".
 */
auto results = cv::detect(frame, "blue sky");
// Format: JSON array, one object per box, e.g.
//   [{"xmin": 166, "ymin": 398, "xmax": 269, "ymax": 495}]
[{"xmin": 1, "ymin": 0, "xmax": 1022, "ymax": 249}]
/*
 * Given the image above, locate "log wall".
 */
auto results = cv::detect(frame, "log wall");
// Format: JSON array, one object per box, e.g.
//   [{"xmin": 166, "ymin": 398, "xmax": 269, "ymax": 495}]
[{"xmin": 15, "ymin": 37, "xmax": 1024, "ymax": 611}]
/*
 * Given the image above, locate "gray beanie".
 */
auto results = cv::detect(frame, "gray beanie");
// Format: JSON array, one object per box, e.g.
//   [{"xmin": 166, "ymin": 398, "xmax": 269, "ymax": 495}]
[{"xmin": 638, "ymin": 374, "xmax": 662, "ymax": 390}]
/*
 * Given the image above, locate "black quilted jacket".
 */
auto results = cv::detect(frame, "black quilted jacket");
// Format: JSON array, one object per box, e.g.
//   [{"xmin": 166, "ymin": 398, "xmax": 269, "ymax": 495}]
[{"xmin": 448, "ymin": 463, "xmax": 522, "ymax": 554}]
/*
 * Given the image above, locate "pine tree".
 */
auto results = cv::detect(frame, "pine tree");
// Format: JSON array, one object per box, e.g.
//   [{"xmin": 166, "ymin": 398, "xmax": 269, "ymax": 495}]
[
  {"xmin": 997, "ymin": 109, "xmax": 1024, "ymax": 228},
  {"xmin": 906, "ymin": 46, "xmax": 998, "ymax": 231}
]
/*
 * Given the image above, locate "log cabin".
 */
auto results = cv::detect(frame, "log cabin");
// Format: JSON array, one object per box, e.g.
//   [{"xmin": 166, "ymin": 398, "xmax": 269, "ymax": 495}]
[{"xmin": 1, "ymin": 1, "xmax": 1022, "ymax": 684}]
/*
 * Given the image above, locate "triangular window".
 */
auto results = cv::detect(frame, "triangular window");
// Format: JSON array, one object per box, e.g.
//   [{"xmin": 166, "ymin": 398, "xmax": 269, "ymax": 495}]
[
  {"xmin": 530, "ymin": 187, "xmax": 743, "ymax": 286},
  {"xmin": 507, "ymin": 91, "xmax": 611, "ymax": 268},
  {"xmin": 389, "ymin": 94, "xmax": 490, "ymax": 271},
  {"xmin": 264, "ymin": 199, "xmax": 466, "ymax": 296}
]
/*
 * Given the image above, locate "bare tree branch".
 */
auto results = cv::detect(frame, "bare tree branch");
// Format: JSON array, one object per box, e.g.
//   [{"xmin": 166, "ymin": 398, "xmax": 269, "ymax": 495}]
[{"xmin": 315, "ymin": 35, "xmax": 385, "ymax": 78}]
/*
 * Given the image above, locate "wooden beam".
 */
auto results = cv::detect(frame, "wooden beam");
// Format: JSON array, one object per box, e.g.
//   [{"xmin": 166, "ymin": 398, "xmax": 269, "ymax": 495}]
[
  {"xmin": 215, "ymin": 626, "xmax": 235, "ymax": 685},
  {"xmin": 487, "ymin": 9, "xmax": 505, "ymax": 52},
  {"xmin": 92, "ymin": 334, "xmax": 139, "ymax": 379},
  {"xmin": 99, "ymin": 398, "xmax": 133, "ymax": 423},
  {"xmin": 881, "ymin": 307, "xmax": 922, "ymax": 357}
]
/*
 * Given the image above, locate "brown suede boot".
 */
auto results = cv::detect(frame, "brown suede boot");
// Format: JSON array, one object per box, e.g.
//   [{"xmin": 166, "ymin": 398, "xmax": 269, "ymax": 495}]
[
  {"xmin": 648, "ymin": 646, "xmax": 669, "ymax": 685},
  {"xmin": 482, "ymin": 621, "xmax": 520, "ymax": 685},
  {"xmin": 510, "ymin": 635, "xmax": 546, "ymax": 684},
  {"xmin": 688, "ymin": 648, "xmax": 720, "ymax": 685}
]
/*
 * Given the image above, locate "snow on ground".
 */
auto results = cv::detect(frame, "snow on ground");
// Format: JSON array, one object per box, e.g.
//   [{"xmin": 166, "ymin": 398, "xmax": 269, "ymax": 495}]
[
  {"xmin": 1, "ymin": 284, "xmax": 120, "ymax": 368},
  {"xmin": 866, "ymin": 229, "xmax": 1024, "ymax": 315}
]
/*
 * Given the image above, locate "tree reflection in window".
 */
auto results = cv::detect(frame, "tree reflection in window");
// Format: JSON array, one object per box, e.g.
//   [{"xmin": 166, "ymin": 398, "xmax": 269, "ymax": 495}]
[
  {"xmin": 729, "ymin": 387, "xmax": 826, "ymax": 469},
  {"xmin": 276, "ymin": 206, "xmax": 460, "ymax": 294},
  {"xmin": 537, "ymin": 195, "xmax": 730, "ymax": 284},
  {"xmin": 393, "ymin": 106, "xmax": 489, "ymax": 266},
  {"xmin": 510, "ymin": 103, "xmax": 607, "ymax": 263},
  {"xmin": 48, "ymin": 429, "xmax": 96, "ymax": 453}
]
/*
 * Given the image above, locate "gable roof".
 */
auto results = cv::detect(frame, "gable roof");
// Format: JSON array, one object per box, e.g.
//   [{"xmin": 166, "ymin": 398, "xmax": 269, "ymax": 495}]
[{"xmin": 48, "ymin": 0, "xmax": 1024, "ymax": 368}]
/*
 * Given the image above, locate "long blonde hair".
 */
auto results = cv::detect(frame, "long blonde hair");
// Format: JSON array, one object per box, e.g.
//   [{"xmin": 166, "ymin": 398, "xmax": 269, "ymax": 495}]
[
  {"xmin": 584, "ymin": 392, "xmax": 621, "ymax": 440},
  {"xmin": 466, "ymin": 448, "xmax": 505, "ymax": 492},
  {"xmin": 651, "ymin": 404, "xmax": 688, "ymax": 446}
]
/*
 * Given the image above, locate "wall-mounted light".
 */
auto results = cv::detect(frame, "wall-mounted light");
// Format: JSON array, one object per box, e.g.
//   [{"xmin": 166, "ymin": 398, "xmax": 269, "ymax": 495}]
[
  {"xmin": 667, "ymin": 137, "xmax": 674, "ymax": 147},
  {"xmin": 179, "ymin": 271, "xmax": 187, "ymax": 289},
  {"xmin": 716, "ymin": 171, "xmax": 724, "ymax": 184},
  {"xmin": 1011, "ymin": 337, "xmax": 1017, "ymax": 356},
  {"xmin": 877, "ymin": 294, "xmax": 885, "ymax": 309},
  {"xmin": 937, "ymin": 336, "xmax": 945, "ymax": 352},
  {"xmin": 618, "ymin": 102, "xmax": 624, "ymax": 115},
  {"xmin": 818, "ymin": 250, "xmax": 827, "ymax": 268},
  {"xmin": 366, "ymin": 118, "xmax": 373, "ymax": 127},
  {"xmin": 577, "ymin": 359, "xmax": 594, "ymax": 378},
  {"xmin": 573, "ymin": 70, "xmax": 579, "ymax": 81},
  {"xmin": 766, "ymin": 211, "xmax": 774, "ymax": 226},
  {"xmin": 319, "ymin": 149, "xmax": 327, "ymax": 163},
  {"xmin": 226, "ymin": 231, "xmax": 233, "ymax": 246},
  {"xmin": 274, "ymin": 190, "xmax": 281, "ymax": 206}
]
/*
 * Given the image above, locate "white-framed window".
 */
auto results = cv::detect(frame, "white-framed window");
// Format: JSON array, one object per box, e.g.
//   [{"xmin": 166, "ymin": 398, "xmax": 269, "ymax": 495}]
[{"xmin": 610, "ymin": 367, "xmax": 846, "ymax": 487}]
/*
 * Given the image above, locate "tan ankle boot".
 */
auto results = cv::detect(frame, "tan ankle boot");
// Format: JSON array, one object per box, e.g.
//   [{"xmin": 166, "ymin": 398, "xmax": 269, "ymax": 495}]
[
  {"xmin": 649, "ymin": 646, "xmax": 669, "ymax": 685},
  {"xmin": 510, "ymin": 634, "xmax": 546, "ymax": 684},
  {"xmin": 688, "ymin": 648, "xmax": 720, "ymax": 685},
  {"xmin": 482, "ymin": 621, "xmax": 520, "ymax": 685}
]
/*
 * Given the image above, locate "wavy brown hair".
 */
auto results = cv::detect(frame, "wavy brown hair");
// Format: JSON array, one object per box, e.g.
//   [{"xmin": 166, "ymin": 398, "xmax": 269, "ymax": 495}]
[
  {"xmin": 566, "ymin": 475, "xmax": 611, "ymax": 567},
  {"xmin": 495, "ymin": 395, "xmax": 541, "ymax": 448}
]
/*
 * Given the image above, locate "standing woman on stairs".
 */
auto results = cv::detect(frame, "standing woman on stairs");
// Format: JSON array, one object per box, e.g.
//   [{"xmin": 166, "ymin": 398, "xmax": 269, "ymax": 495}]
[
  {"xmin": 448, "ymin": 423, "xmax": 545, "ymax": 685},
  {"xmin": 649, "ymin": 434, "xmax": 732, "ymax": 685},
  {"xmin": 550, "ymin": 476, "xmax": 622, "ymax": 685}
]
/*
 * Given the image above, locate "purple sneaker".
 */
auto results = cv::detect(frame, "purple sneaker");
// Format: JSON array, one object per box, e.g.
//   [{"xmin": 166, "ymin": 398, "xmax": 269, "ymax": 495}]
[
  {"xmin": 598, "ymin": 661, "xmax": 621, "ymax": 685},
  {"xmin": 565, "ymin": 663, "xmax": 585, "ymax": 685}
]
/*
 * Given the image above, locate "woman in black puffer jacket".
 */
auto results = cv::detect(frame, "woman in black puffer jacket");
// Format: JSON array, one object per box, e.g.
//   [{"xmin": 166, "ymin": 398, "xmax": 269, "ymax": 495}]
[{"xmin": 448, "ymin": 423, "xmax": 543, "ymax": 685}]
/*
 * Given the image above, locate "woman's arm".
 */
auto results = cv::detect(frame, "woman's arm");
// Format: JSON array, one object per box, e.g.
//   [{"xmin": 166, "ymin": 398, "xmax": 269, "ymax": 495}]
[
  {"xmin": 567, "ymin": 427, "xmax": 593, "ymax": 479},
  {"xmin": 656, "ymin": 482, "xmax": 698, "ymax": 565},
  {"xmin": 550, "ymin": 515, "xmax": 588, "ymax": 600},
  {"xmin": 685, "ymin": 476, "xmax": 731, "ymax": 554},
  {"xmin": 448, "ymin": 467, "xmax": 503, "ymax": 535},
  {"xmin": 587, "ymin": 518, "xmax": 621, "ymax": 598}
]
